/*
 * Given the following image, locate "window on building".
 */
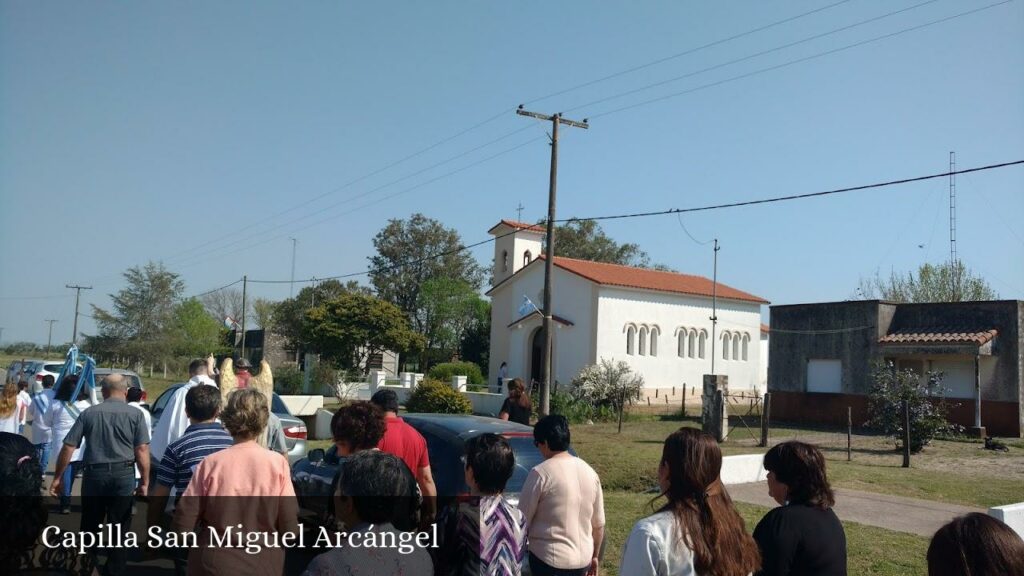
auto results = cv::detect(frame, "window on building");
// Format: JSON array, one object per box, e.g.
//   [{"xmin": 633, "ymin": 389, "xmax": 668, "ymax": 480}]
[
  {"xmin": 650, "ymin": 327, "xmax": 658, "ymax": 357},
  {"xmin": 677, "ymin": 330, "xmax": 686, "ymax": 357},
  {"xmin": 699, "ymin": 331, "xmax": 707, "ymax": 359},
  {"xmin": 723, "ymin": 333, "xmax": 731, "ymax": 360},
  {"xmin": 523, "ymin": 250, "xmax": 532, "ymax": 267},
  {"xmin": 639, "ymin": 327, "xmax": 648, "ymax": 356},
  {"xmin": 502, "ymin": 250, "xmax": 509, "ymax": 272},
  {"xmin": 626, "ymin": 326, "xmax": 636, "ymax": 355},
  {"xmin": 733, "ymin": 335, "xmax": 740, "ymax": 363},
  {"xmin": 741, "ymin": 334, "xmax": 750, "ymax": 361},
  {"xmin": 807, "ymin": 359, "xmax": 842, "ymax": 393},
  {"xmin": 688, "ymin": 330, "xmax": 696, "ymax": 359}
]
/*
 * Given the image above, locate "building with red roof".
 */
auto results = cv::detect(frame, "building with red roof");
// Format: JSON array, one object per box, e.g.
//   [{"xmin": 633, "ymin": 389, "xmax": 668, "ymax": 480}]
[{"xmin": 486, "ymin": 220, "xmax": 768, "ymax": 393}]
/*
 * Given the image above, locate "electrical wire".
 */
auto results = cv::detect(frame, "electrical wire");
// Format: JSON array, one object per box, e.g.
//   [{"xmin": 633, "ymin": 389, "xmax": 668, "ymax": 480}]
[
  {"xmin": 676, "ymin": 213, "xmax": 714, "ymax": 246},
  {"xmin": 586, "ymin": 0, "xmax": 1013, "ymax": 120},
  {"xmin": 522, "ymin": 0, "xmax": 855, "ymax": 106},
  {"xmin": 243, "ymin": 159, "xmax": 1024, "ymax": 285},
  {"xmin": 564, "ymin": 0, "xmax": 942, "ymax": 115}
]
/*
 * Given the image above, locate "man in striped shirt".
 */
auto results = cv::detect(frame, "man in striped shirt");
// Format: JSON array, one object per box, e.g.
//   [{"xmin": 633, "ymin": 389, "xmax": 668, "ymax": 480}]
[{"xmin": 146, "ymin": 384, "xmax": 232, "ymax": 568}]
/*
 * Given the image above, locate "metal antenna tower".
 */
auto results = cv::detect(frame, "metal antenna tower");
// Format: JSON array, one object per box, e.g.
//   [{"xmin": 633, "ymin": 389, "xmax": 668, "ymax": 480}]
[{"xmin": 949, "ymin": 151, "xmax": 957, "ymax": 267}]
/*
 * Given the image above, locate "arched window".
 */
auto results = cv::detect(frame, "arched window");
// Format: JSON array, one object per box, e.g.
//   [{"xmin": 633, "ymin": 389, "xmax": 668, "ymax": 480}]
[
  {"xmin": 626, "ymin": 326, "xmax": 636, "ymax": 355},
  {"xmin": 639, "ymin": 327, "xmax": 648, "ymax": 356},
  {"xmin": 650, "ymin": 326, "xmax": 659, "ymax": 357},
  {"xmin": 742, "ymin": 334, "xmax": 750, "ymax": 361},
  {"xmin": 502, "ymin": 250, "xmax": 509, "ymax": 272},
  {"xmin": 733, "ymin": 334, "xmax": 740, "ymax": 362},
  {"xmin": 699, "ymin": 331, "xmax": 707, "ymax": 359},
  {"xmin": 677, "ymin": 329, "xmax": 686, "ymax": 357},
  {"xmin": 688, "ymin": 330, "xmax": 697, "ymax": 359},
  {"xmin": 523, "ymin": 250, "xmax": 532, "ymax": 267},
  {"xmin": 723, "ymin": 332, "xmax": 731, "ymax": 360}
]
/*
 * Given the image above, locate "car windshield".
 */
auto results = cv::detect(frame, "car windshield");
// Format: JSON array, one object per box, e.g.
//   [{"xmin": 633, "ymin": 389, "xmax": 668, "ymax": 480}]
[
  {"xmin": 271, "ymin": 394, "xmax": 289, "ymax": 415},
  {"xmin": 505, "ymin": 435, "xmax": 544, "ymax": 493},
  {"xmin": 152, "ymin": 387, "xmax": 177, "ymax": 415},
  {"xmin": 43, "ymin": 363, "xmax": 64, "ymax": 373}
]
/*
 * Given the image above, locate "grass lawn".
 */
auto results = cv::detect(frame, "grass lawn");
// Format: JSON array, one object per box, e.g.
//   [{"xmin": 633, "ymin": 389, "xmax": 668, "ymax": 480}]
[
  {"xmin": 572, "ymin": 414, "xmax": 1024, "ymax": 508},
  {"xmin": 601, "ymin": 491, "xmax": 928, "ymax": 576}
]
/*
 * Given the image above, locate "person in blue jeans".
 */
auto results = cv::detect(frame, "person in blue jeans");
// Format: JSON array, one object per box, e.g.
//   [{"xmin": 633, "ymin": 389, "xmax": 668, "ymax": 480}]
[
  {"xmin": 29, "ymin": 375, "xmax": 56, "ymax": 476},
  {"xmin": 51, "ymin": 374, "xmax": 150, "ymax": 576}
]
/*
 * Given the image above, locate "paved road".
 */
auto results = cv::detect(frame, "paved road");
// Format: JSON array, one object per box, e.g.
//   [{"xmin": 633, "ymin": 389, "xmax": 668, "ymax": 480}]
[{"xmin": 728, "ymin": 481, "xmax": 982, "ymax": 537}]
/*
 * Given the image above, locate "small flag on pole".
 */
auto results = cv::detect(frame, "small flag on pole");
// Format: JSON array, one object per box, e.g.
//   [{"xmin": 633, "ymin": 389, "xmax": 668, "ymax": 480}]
[
  {"xmin": 518, "ymin": 295, "xmax": 540, "ymax": 317},
  {"xmin": 224, "ymin": 316, "xmax": 238, "ymax": 329}
]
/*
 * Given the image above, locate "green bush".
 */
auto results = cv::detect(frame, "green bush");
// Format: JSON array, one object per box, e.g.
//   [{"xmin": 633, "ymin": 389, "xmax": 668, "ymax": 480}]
[
  {"xmin": 273, "ymin": 364, "xmax": 304, "ymax": 395},
  {"xmin": 868, "ymin": 361, "xmax": 952, "ymax": 453},
  {"xmin": 405, "ymin": 379, "xmax": 472, "ymax": 414},
  {"xmin": 427, "ymin": 361, "xmax": 485, "ymax": 386}
]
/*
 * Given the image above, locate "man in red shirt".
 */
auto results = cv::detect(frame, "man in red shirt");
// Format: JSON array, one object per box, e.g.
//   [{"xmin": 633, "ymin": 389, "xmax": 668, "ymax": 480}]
[{"xmin": 370, "ymin": 389, "xmax": 438, "ymax": 526}]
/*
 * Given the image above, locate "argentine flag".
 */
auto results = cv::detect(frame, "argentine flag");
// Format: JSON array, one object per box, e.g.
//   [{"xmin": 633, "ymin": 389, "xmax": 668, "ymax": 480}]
[{"xmin": 518, "ymin": 295, "xmax": 541, "ymax": 317}]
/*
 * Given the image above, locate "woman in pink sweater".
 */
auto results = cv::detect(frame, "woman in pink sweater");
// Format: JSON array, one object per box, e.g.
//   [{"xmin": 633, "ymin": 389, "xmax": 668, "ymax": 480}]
[{"xmin": 174, "ymin": 388, "xmax": 299, "ymax": 575}]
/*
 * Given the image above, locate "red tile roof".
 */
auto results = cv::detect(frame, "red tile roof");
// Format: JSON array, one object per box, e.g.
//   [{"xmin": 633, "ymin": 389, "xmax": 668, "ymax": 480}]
[
  {"xmin": 487, "ymin": 219, "xmax": 546, "ymax": 235},
  {"xmin": 879, "ymin": 329, "xmax": 998, "ymax": 346},
  {"xmin": 549, "ymin": 256, "xmax": 768, "ymax": 304}
]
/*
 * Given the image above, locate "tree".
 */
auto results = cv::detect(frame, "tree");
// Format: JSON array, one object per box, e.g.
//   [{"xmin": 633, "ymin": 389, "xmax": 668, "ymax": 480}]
[
  {"xmin": 857, "ymin": 261, "xmax": 997, "ymax": 303},
  {"xmin": 302, "ymin": 292, "xmax": 425, "ymax": 374},
  {"xmin": 570, "ymin": 358, "xmax": 645, "ymax": 432},
  {"xmin": 200, "ymin": 288, "xmax": 245, "ymax": 324},
  {"xmin": 171, "ymin": 298, "xmax": 229, "ymax": 358},
  {"xmin": 369, "ymin": 214, "xmax": 484, "ymax": 336},
  {"xmin": 548, "ymin": 219, "xmax": 671, "ymax": 270},
  {"xmin": 251, "ymin": 298, "xmax": 276, "ymax": 330},
  {"xmin": 417, "ymin": 278, "xmax": 486, "ymax": 366},
  {"xmin": 272, "ymin": 280, "xmax": 371, "ymax": 351},
  {"xmin": 459, "ymin": 299, "xmax": 490, "ymax": 376},
  {"xmin": 867, "ymin": 362, "xmax": 952, "ymax": 453},
  {"xmin": 91, "ymin": 262, "xmax": 185, "ymax": 365}
]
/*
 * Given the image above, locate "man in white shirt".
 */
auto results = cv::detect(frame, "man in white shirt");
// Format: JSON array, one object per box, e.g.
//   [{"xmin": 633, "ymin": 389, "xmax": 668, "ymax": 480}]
[
  {"xmin": 149, "ymin": 358, "xmax": 216, "ymax": 470},
  {"xmin": 29, "ymin": 374, "xmax": 57, "ymax": 475}
]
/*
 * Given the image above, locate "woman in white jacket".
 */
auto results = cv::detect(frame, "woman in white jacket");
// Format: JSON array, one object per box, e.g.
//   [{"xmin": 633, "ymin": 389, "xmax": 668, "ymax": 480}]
[
  {"xmin": 45, "ymin": 374, "xmax": 91, "ymax": 514},
  {"xmin": 620, "ymin": 428, "xmax": 761, "ymax": 576}
]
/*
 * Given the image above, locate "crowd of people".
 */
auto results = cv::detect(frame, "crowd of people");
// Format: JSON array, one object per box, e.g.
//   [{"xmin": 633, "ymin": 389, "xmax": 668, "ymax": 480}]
[{"xmin": 1, "ymin": 355, "xmax": 1023, "ymax": 576}]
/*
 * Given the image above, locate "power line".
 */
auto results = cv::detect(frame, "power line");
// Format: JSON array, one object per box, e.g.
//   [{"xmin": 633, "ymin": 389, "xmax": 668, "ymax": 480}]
[
  {"xmin": 522, "ymin": 0, "xmax": 855, "ymax": 105},
  {"xmin": 245, "ymin": 159, "xmax": 1024, "ymax": 285},
  {"xmin": 167, "ymin": 126, "xmax": 541, "ymax": 270},
  {"xmin": 676, "ymin": 213, "xmax": 713, "ymax": 246},
  {"xmin": 564, "ymin": 0, "xmax": 942, "ymax": 115},
  {"xmin": 176, "ymin": 132, "xmax": 545, "ymax": 271},
  {"xmin": 586, "ymin": 0, "xmax": 1013, "ymax": 120},
  {"xmin": 0, "ymin": 294, "xmax": 74, "ymax": 301},
  {"xmin": 568, "ymin": 160, "xmax": 1024, "ymax": 222}
]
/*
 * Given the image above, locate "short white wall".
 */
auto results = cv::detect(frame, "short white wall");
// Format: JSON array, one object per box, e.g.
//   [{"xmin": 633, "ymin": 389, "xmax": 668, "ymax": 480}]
[
  {"xmin": 989, "ymin": 502, "xmax": 1024, "ymax": 539},
  {"xmin": 280, "ymin": 395, "xmax": 324, "ymax": 417},
  {"xmin": 719, "ymin": 454, "xmax": 768, "ymax": 485},
  {"xmin": 465, "ymin": 392, "xmax": 506, "ymax": 417}
]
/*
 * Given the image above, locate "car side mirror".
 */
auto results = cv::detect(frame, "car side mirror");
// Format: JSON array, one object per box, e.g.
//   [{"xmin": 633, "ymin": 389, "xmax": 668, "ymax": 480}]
[{"xmin": 308, "ymin": 448, "xmax": 325, "ymax": 464}]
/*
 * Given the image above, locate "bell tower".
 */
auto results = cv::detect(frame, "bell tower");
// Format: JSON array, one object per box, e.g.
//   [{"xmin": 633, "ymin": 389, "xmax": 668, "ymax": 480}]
[{"xmin": 488, "ymin": 220, "xmax": 544, "ymax": 285}]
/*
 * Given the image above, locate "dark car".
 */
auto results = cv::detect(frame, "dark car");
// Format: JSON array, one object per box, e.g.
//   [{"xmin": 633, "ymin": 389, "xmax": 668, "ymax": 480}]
[
  {"xmin": 291, "ymin": 413, "xmax": 564, "ymax": 522},
  {"xmin": 150, "ymin": 383, "xmax": 308, "ymax": 463}
]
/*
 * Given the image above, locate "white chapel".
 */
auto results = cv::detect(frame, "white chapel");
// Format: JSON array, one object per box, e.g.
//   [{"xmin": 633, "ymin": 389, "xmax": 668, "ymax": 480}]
[{"xmin": 486, "ymin": 220, "xmax": 769, "ymax": 394}]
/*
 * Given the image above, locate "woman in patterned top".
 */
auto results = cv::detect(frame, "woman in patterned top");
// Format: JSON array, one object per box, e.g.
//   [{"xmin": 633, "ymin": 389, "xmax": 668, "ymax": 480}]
[{"xmin": 437, "ymin": 433, "xmax": 527, "ymax": 576}]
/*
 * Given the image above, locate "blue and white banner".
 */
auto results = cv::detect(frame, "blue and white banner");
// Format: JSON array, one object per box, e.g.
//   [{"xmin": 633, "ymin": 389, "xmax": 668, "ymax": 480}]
[{"xmin": 517, "ymin": 295, "xmax": 540, "ymax": 317}]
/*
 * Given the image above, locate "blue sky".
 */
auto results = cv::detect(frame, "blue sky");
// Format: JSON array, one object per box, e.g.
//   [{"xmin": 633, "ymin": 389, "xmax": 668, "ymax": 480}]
[{"xmin": 2, "ymin": 1, "xmax": 1022, "ymax": 345}]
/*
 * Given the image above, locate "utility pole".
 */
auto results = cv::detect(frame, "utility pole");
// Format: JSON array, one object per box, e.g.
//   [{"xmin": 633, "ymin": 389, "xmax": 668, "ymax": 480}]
[
  {"xmin": 949, "ymin": 151, "xmax": 959, "ymax": 300},
  {"xmin": 289, "ymin": 237, "xmax": 298, "ymax": 298},
  {"xmin": 66, "ymin": 284, "xmax": 93, "ymax": 345},
  {"xmin": 240, "ymin": 275, "xmax": 248, "ymax": 358},
  {"xmin": 44, "ymin": 319, "xmax": 58, "ymax": 356},
  {"xmin": 709, "ymin": 240, "xmax": 720, "ymax": 375},
  {"xmin": 516, "ymin": 105, "xmax": 589, "ymax": 416}
]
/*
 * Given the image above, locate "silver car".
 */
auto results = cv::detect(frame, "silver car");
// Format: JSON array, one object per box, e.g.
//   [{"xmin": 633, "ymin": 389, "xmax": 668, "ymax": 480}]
[
  {"xmin": 93, "ymin": 368, "xmax": 146, "ymax": 400},
  {"xmin": 149, "ymin": 383, "xmax": 308, "ymax": 463}
]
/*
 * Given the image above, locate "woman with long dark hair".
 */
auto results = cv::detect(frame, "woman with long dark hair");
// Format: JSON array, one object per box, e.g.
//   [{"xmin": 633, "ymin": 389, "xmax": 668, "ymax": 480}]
[
  {"xmin": 499, "ymin": 378, "xmax": 532, "ymax": 425},
  {"xmin": 621, "ymin": 427, "xmax": 760, "ymax": 576},
  {"xmin": 753, "ymin": 441, "xmax": 846, "ymax": 576}
]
